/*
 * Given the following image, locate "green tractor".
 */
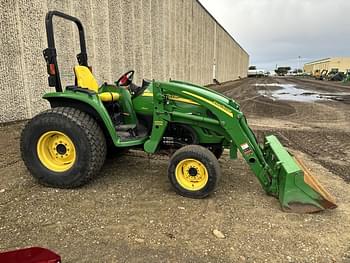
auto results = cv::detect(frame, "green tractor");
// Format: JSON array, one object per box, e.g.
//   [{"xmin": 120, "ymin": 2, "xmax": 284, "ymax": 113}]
[{"xmin": 21, "ymin": 11, "xmax": 336, "ymax": 213}]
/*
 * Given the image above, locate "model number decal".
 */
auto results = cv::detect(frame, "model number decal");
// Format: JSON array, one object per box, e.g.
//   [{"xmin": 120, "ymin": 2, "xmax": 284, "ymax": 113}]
[{"xmin": 154, "ymin": 120, "xmax": 163, "ymax": 126}]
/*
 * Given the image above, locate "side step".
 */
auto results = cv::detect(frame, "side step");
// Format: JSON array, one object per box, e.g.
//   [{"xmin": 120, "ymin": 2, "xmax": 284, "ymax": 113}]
[
  {"xmin": 115, "ymin": 124, "xmax": 137, "ymax": 132},
  {"xmin": 115, "ymin": 123, "xmax": 149, "ymax": 142}
]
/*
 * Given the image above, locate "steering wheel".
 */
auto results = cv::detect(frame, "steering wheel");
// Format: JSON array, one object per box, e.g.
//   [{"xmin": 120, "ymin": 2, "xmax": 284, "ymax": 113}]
[{"xmin": 116, "ymin": 70, "xmax": 135, "ymax": 87}]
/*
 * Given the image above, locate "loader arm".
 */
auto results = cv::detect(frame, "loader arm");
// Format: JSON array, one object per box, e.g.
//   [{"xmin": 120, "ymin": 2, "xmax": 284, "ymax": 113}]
[
  {"xmin": 145, "ymin": 81, "xmax": 272, "ymax": 189},
  {"xmin": 145, "ymin": 80, "xmax": 337, "ymax": 213}
]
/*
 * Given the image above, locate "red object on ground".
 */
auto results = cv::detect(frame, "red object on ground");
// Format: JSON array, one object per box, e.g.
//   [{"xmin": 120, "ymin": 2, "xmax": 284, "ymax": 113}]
[{"xmin": 0, "ymin": 247, "xmax": 61, "ymax": 263}]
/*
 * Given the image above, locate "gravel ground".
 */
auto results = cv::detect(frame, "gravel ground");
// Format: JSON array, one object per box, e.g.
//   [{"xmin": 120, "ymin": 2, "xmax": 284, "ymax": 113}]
[{"xmin": 1, "ymin": 77, "xmax": 350, "ymax": 262}]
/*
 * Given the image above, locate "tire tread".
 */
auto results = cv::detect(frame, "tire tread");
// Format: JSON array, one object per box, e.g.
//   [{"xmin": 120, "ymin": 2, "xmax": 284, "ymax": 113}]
[
  {"xmin": 168, "ymin": 145, "xmax": 221, "ymax": 198},
  {"xmin": 20, "ymin": 107, "xmax": 106, "ymax": 188}
]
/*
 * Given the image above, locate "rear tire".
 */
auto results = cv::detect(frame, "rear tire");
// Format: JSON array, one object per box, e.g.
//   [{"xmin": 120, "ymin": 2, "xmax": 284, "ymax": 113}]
[
  {"xmin": 20, "ymin": 107, "xmax": 107, "ymax": 188},
  {"xmin": 168, "ymin": 145, "xmax": 221, "ymax": 198}
]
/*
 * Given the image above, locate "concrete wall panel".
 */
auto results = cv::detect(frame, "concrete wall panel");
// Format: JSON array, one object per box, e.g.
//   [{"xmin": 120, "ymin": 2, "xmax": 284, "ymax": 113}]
[
  {"xmin": 141, "ymin": 0, "xmax": 152, "ymax": 80},
  {"xmin": 90, "ymin": 0, "xmax": 112, "ymax": 83},
  {"xmin": 0, "ymin": 0, "xmax": 29, "ymax": 122},
  {"xmin": 133, "ymin": 0, "xmax": 144, "ymax": 83},
  {"xmin": 108, "ymin": 0, "xmax": 124, "ymax": 81},
  {"xmin": 17, "ymin": 0, "xmax": 49, "ymax": 118},
  {"xmin": 0, "ymin": 0, "xmax": 249, "ymax": 122}
]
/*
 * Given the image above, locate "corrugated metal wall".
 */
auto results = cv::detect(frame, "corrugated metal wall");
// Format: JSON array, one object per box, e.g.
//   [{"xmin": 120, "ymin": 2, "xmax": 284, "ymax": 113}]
[{"xmin": 0, "ymin": 0, "xmax": 249, "ymax": 123}]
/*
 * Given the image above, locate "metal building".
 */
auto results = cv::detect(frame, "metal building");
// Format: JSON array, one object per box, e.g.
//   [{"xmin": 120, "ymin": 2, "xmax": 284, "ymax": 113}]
[
  {"xmin": 304, "ymin": 57, "xmax": 350, "ymax": 75},
  {"xmin": 0, "ymin": 0, "xmax": 249, "ymax": 123}
]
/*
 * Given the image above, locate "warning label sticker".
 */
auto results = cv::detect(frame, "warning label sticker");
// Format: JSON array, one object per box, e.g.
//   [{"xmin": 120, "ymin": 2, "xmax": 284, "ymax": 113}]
[{"xmin": 240, "ymin": 143, "xmax": 253, "ymax": 155}]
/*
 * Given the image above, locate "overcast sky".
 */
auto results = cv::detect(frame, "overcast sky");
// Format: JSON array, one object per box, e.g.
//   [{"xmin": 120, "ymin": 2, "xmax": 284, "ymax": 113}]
[{"xmin": 199, "ymin": 0, "xmax": 350, "ymax": 71}]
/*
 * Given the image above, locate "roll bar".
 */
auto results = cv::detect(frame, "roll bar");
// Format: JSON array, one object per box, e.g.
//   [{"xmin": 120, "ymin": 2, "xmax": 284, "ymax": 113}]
[{"xmin": 43, "ymin": 11, "xmax": 88, "ymax": 92}]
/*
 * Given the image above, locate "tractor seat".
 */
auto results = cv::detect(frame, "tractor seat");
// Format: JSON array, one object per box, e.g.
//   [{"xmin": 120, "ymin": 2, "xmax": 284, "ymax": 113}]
[{"xmin": 73, "ymin": 66, "xmax": 119, "ymax": 102}]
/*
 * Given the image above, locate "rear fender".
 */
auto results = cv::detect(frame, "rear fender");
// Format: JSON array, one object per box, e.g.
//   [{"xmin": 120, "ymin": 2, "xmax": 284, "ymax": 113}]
[{"xmin": 43, "ymin": 92, "xmax": 119, "ymax": 145}]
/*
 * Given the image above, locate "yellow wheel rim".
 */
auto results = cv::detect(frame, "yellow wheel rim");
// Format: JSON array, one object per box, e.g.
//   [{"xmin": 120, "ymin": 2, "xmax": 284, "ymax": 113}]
[
  {"xmin": 175, "ymin": 159, "xmax": 209, "ymax": 191},
  {"xmin": 36, "ymin": 131, "xmax": 76, "ymax": 172}
]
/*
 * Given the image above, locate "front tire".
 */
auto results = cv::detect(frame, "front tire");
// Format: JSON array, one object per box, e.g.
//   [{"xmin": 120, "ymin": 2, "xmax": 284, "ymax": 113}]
[
  {"xmin": 20, "ymin": 107, "xmax": 107, "ymax": 188},
  {"xmin": 168, "ymin": 145, "xmax": 221, "ymax": 198}
]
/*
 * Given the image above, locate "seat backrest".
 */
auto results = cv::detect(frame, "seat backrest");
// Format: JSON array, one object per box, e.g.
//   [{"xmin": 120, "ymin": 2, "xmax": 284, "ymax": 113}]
[{"xmin": 74, "ymin": 66, "xmax": 99, "ymax": 92}]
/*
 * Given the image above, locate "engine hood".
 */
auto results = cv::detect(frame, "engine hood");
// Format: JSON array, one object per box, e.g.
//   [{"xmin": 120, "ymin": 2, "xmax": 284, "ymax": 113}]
[{"xmin": 162, "ymin": 80, "xmax": 237, "ymax": 108}]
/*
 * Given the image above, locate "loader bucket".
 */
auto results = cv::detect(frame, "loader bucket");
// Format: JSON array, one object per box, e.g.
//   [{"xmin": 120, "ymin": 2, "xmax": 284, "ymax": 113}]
[{"xmin": 264, "ymin": 135, "xmax": 337, "ymax": 213}]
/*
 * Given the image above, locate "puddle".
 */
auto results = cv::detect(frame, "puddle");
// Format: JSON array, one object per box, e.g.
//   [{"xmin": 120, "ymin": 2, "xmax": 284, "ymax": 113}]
[{"xmin": 255, "ymin": 83, "xmax": 350, "ymax": 102}]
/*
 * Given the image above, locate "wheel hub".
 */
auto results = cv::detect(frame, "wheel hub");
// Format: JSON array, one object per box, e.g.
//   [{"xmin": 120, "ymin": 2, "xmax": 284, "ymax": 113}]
[
  {"xmin": 56, "ymin": 144, "xmax": 67, "ymax": 155},
  {"xmin": 175, "ymin": 159, "xmax": 208, "ymax": 191},
  {"xmin": 188, "ymin": 167, "xmax": 198, "ymax": 177},
  {"xmin": 37, "ymin": 131, "xmax": 76, "ymax": 172}
]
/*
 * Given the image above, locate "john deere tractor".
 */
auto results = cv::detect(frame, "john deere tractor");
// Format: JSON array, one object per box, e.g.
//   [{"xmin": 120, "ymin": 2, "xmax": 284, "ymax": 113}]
[{"xmin": 21, "ymin": 11, "xmax": 336, "ymax": 213}]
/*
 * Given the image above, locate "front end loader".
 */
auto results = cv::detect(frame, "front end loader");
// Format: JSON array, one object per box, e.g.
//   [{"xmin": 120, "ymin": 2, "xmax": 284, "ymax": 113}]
[{"xmin": 20, "ymin": 11, "xmax": 336, "ymax": 213}]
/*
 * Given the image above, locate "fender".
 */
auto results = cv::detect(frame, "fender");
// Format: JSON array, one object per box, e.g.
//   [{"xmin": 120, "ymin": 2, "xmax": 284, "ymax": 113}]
[{"xmin": 43, "ymin": 91, "xmax": 119, "ymax": 145}]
